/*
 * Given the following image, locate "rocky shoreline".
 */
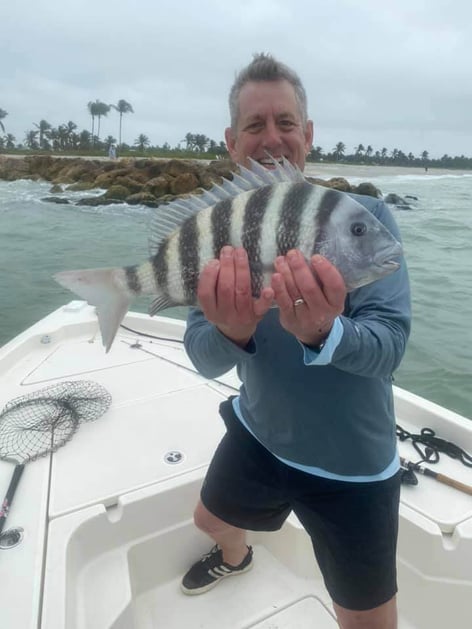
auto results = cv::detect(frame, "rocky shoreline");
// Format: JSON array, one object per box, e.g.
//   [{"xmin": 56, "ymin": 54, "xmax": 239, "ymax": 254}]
[{"xmin": 0, "ymin": 155, "xmax": 381, "ymax": 207}]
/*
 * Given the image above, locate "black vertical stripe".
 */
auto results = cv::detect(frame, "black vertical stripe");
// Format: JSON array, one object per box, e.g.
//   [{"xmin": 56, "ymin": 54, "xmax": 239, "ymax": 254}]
[
  {"xmin": 179, "ymin": 215, "xmax": 200, "ymax": 303},
  {"xmin": 124, "ymin": 265, "xmax": 141, "ymax": 294},
  {"xmin": 276, "ymin": 182, "xmax": 313, "ymax": 255},
  {"xmin": 312, "ymin": 188, "xmax": 342, "ymax": 255},
  {"xmin": 151, "ymin": 239, "xmax": 169, "ymax": 295},
  {"xmin": 242, "ymin": 186, "xmax": 273, "ymax": 296},
  {"xmin": 211, "ymin": 198, "xmax": 233, "ymax": 257}
]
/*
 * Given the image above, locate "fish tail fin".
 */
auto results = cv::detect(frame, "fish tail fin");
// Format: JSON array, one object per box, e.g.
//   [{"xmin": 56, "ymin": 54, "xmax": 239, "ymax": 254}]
[{"xmin": 54, "ymin": 267, "xmax": 133, "ymax": 352}]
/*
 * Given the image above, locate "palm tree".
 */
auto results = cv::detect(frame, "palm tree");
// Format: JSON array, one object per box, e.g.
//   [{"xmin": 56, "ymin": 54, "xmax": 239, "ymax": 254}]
[
  {"xmin": 5, "ymin": 133, "xmax": 16, "ymax": 149},
  {"xmin": 33, "ymin": 119, "xmax": 52, "ymax": 149},
  {"xmin": 87, "ymin": 101, "xmax": 100, "ymax": 141},
  {"xmin": 56, "ymin": 125, "xmax": 72, "ymax": 150},
  {"xmin": 183, "ymin": 132, "xmax": 196, "ymax": 151},
  {"xmin": 79, "ymin": 130, "xmax": 92, "ymax": 150},
  {"xmin": 354, "ymin": 143, "xmax": 365, "ymax": 156},
  {"xmin": 96, "ymin": 101, "xmax": 110, "ymax": 141},
  {"xmin": 24, "ymin": 130, "xmax": 39, "ymax": 149},
  {"xmin": 134, "ymin": 134, "xmax": 150, "ymax": 152},
  {"xmin": 194, "ymin": 133, "xmax": 209, "ymax": 152},
  {"xmin": 216, "ymin": 141, "xmax": 228, "ymax": 156},
  {"xmin": 309, "ymin": 146, "xmax": 324, "ymax": 161},
  {"xmin": 111, "ymin": 99, "xmax": 134, "ymax": 147},
  {"xmin": 0, "ymin": 108, "xmax": 7, "ymax": 133},
  {"xmin": 333, "ymin": 142, "xmax": 346, "ymax": 161},
  {"xmin": 87, "ymin": 100, "xmax": 110, "ymax": 144}
]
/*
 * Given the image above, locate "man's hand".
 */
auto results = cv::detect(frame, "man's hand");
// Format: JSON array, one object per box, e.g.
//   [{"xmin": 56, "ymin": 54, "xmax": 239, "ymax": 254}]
[
  {"xmin": 198, "ymin": 246, "xmax": 274, "ymax": 347},
  {"xmin": 271, "ymin": 250, "xmax": 346, "ymax": 348}
]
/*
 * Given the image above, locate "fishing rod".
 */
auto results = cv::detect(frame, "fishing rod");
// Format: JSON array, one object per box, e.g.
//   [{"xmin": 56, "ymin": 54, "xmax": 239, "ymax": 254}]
[{"xmin": 400, "ymin": 457, "xmax": 472, "ymax": 496}]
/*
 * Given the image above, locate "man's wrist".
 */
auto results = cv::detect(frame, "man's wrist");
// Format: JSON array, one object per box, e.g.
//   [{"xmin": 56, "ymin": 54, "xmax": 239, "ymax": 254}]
[
  {"xmin": 297, "ymin": 321, "xmax": 334, "ymax": 350},
  {"xmin": 216, "ymin": 324, "xmax": 254, "ymax": 349}
]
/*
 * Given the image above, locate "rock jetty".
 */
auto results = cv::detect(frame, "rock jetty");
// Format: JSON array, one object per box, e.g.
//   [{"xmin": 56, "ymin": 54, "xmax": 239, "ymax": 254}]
[{"xmin": 0, "ymin": 155, "xmax": 381, "ymax": 207}]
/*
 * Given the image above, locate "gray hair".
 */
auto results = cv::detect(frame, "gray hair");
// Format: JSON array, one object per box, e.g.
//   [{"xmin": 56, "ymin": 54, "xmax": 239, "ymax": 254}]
[{"xmin": 228, "ymin": 53, "xmax": 309, "ymax": 130}]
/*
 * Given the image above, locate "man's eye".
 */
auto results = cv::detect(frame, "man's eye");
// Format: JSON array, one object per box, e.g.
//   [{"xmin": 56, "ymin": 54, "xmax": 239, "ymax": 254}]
[
  {"xmin": 246, "ymin": 122, "xmax": 264, "ymax": 133},
  {"xmin": 279, "ymin": 120, "xmax": 296, "ymax": 130}
]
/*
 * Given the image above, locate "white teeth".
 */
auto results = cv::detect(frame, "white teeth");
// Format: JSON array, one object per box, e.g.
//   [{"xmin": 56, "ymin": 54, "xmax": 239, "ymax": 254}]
[{"xmin": 259, "ymin": 158, "xmax": 284, "ymax": 166}]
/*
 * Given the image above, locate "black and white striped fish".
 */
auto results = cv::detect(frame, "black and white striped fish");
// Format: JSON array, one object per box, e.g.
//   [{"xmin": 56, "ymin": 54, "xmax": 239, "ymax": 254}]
[{"xmin": 54, "ymin": 158, "xmax": 402, "ymax": 351}]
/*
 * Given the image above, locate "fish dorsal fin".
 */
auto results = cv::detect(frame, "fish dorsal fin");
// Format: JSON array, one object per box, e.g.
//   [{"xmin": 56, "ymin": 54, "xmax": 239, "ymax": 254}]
[{"xmin": 149, "ymin": 155, "xmax": 305, "ymax": 255}]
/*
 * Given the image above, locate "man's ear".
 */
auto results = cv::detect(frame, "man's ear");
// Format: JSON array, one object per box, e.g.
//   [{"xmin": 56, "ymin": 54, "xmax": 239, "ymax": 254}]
[
  {"xmin": 224, "ymin": 127, "xmax": 237, "ymax": 160},
  {"xmin": 305, "ymin": 120, "xmax": 314, "ymax": 154}
]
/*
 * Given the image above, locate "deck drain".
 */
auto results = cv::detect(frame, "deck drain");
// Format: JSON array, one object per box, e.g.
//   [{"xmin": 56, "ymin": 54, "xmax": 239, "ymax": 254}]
[
  {"xmin": 0, "ymin": 527, "xmax": 24, "ymax": 550},
  {"xmin": 164, "ymin": 450, "xmax": 184, "ymax": 464}
]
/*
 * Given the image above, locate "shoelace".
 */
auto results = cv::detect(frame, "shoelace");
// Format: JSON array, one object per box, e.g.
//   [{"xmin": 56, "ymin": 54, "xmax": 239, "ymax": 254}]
[{"xmin": 201, "ymin": 545, "xmax": 221, "ymax": 563}]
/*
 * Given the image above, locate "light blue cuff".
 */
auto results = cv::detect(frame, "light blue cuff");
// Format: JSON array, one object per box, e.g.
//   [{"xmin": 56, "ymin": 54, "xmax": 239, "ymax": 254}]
[{"xmin": 300, "ymin": 316, "xmax": 344, "ymax": 365}]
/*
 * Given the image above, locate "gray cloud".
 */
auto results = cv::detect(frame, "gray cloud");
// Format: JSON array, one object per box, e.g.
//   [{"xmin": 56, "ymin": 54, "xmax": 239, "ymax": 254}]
[{"xmin": 2, "ymin": 0, "xmax": 472, "ymax": 157}]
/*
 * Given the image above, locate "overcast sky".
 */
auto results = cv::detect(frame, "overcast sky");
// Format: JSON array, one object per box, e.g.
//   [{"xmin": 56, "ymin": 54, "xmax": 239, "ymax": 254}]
[{"xmin": 2, "ymin": 0, "xmax": 472, "ymax": 158}]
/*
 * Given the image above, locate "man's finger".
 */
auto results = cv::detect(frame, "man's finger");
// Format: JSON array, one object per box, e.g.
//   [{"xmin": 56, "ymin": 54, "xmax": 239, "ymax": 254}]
[
  {"xmin": 197, "ymin": 259, "xmax": 220, "ymax": 317},
  {"xmin": 311, "ymin": 255, "xmax": 346, "ymax": 307},
  {"xmin": 234, "ymin": 247, "xmax": 253, "ymax": 314},
  {"xmin": 271, "ymin": 272, "xmax": 296, "ymax": 314},
  {"xmin": 274, "ymin": 254, "xmax": 301, "ymax": 301},
  {"xmin": 253, "ymin": 287, "xmax": 275, "ymax": 318},
  {"xmin": 216, "ymin": 246, "xmax": 236, "ymax": 312}
]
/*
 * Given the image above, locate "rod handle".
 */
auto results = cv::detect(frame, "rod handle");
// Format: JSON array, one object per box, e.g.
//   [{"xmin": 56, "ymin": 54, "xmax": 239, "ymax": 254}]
[
  {"xmin": 0, "ymin": 464, "xmax": 25, "ymax": 535},
  {"xmin": 434, "ymin": 472, "xmax": 472, "ymax": 496}
]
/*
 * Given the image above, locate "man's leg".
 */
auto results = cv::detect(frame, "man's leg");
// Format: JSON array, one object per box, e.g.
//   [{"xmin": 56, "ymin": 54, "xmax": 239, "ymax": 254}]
[
  {"xmin": 193, "ymin": 499, "xmax": 248, "ymax": 565},
  {"xmin": 334, "ymin": 596, "xmax": 397, "ymax": 629},
  {"xmin": 289, "ymin": 469, "xmax": 401, "ymax": 628},
  {"xmin": 181, "ymin": 500, "xmax": 254, "ymax": 595}
]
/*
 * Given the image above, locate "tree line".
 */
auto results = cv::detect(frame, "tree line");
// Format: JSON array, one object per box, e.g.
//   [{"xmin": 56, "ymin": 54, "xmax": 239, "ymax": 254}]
[
  {"xmin": 310, "ymin": 142, "xmax": 472, "ymax": 170},
  {"xmin": 1, "ymin": 104, "xmax": 472, "ymax": 168}
]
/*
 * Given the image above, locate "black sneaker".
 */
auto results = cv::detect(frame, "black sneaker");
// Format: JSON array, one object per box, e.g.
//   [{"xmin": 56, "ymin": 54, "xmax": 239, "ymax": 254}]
[{"xmin": 181, "ymin": 544, "xmax": 253, "ymax": 595}]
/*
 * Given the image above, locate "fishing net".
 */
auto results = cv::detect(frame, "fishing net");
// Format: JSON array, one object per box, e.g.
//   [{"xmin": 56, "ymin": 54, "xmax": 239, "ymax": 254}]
[{"xmin": 0, "ymin": 381, "xmax": 112, "ymax": 534}]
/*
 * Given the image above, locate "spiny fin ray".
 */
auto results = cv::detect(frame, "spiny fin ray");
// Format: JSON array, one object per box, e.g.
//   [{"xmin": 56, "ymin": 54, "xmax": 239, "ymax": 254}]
[
  {"xmin": 149, "ymin": 295, "xmax": 181, "ymax": 315},
  {"xmin": 149, "ymin": 155, "xmax": 304, "ymax": 256}
]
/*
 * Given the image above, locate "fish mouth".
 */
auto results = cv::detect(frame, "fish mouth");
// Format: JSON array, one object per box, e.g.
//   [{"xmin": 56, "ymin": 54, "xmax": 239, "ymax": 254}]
[
  {"xmin": 374, "ymin": 243, "xmax": 403, "ymax": 271},
  {"xmin": 380, "ymin": 259, "xmax": 401, "ymax": 271}
]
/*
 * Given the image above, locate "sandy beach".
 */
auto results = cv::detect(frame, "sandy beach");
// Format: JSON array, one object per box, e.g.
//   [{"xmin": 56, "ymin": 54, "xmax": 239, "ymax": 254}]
[{"xmin": 304, "ymin": 162, "xmax": 472, "ymax": 180}]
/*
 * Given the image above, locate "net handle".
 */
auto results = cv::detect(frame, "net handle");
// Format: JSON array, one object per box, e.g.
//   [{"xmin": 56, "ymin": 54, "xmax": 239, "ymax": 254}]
[{"xmin": 0, "ymin": 464, "xmax": 25, "ymax": 535}]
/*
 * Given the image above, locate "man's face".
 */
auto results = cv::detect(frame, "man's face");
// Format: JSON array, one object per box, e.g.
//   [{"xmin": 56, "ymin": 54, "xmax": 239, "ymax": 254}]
[{"xmin": 225, "ymin": 79, "xmax": 313, "ymax": 170}]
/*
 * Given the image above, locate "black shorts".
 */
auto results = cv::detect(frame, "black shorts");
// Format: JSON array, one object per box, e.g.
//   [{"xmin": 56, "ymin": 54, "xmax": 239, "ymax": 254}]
[{"xmin": 201, "ymin": 398, "xmax": 401, "ymax": 611}]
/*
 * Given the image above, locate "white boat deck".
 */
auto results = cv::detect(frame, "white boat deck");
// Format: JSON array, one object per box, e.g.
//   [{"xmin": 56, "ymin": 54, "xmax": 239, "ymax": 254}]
[{"xmin": 0, "ymin": 301, "xmax": 471, "ymax": 629}]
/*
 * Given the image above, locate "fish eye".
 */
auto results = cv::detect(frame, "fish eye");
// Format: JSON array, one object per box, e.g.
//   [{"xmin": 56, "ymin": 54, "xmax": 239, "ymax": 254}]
[{"xmin": 350, "ymin": 222, "xmax": 367, "ymax": 236}]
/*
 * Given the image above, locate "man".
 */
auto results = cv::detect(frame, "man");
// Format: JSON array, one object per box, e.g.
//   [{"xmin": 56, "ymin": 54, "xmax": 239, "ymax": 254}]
[{"xmin": 182, "ymin": 53, "xmax": 410, "ymax": 629}]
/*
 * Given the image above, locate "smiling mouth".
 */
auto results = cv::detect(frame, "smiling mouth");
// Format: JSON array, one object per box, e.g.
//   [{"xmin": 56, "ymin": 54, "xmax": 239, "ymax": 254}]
[{"xmin": 257, "ymin": 156, "xmax": 286, "ymax": 168}]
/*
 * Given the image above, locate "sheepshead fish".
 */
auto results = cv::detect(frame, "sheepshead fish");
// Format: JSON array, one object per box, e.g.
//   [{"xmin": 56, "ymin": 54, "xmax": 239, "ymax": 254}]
[{"xmin": 54, "ymin": 158, "xmax": 402, "ymax": 351}]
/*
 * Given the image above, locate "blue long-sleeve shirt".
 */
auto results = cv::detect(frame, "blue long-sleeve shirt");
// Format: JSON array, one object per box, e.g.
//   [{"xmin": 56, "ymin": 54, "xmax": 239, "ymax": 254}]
[{"xmin": 184, "ymin": 195, "xmax": 411, "ymax": 481}]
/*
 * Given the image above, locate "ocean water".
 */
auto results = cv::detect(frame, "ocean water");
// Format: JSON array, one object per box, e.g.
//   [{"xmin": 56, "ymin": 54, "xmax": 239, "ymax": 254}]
[{"xmin": 0, "ymin": 168, "xmax": 471, "ymax": 420}]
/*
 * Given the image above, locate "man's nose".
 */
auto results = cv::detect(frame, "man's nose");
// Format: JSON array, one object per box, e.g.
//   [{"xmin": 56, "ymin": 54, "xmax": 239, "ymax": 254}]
[{"xmin": 262, "ymin": 121, "xmax": 282, "ymax": 149}]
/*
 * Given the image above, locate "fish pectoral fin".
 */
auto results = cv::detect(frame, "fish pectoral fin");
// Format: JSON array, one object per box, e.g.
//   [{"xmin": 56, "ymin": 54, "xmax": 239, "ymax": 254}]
[
  {"xmin": 149, "ymin": 295, "xmax": 181, "ymax": 316},
  {"xmin": 54, "ymin": 268, "xmax": 132, "ymax": 352}
]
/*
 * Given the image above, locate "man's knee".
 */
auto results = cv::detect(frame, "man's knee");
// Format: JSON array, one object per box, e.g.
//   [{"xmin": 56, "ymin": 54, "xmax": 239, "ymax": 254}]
[
  {"xmin": 333, "ymin": 596, "xmax": 397, "ymax": 629},
  {"xmin": 193, "ymin": 500, "xmax": 230, "ymax": 536}
]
